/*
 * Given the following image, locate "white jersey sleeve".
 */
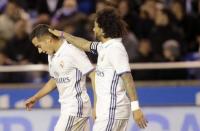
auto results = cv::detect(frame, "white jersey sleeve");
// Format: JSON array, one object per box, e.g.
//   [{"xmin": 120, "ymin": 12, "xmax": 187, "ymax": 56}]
[
  {"xmin": 70, "ymin": 45, "xmax": 94, "ymax": 75},
  {"xmin": 108, "ymin": 44, "xmax": 131, "ymax": 75}
]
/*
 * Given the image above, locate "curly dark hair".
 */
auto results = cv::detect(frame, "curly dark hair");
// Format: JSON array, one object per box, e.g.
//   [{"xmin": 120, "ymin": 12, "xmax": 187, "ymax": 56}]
[
  {"xmin": 30, "ymin": 24, "xmax": 58, "ymax": 41},
  {"xmin": 96, "ymin": 7, "xmax": 127, "ymax": 38},
  {"xmin": 96, "ymin": 0, "xmax": 118, "ymax": 8}
]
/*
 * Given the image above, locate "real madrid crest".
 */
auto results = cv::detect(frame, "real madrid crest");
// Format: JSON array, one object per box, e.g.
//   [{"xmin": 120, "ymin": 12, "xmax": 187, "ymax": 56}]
[
  {"xmin": 54, "ymin": 71, "xmax": 59, "ymax": 77},
  {"xmin": 60, "ymin": 61, "xmax": 64, "ymax": 68}
]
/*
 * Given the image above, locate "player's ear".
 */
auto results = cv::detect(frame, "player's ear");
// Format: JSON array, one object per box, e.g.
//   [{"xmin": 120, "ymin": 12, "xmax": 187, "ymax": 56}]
[
  {"xmin": 48, "ymin": 36, "xmax": 53, "ymax": 44},
  {"xmin": 100, "ymin": 28, "xmax": 105, "ymax": 36}
]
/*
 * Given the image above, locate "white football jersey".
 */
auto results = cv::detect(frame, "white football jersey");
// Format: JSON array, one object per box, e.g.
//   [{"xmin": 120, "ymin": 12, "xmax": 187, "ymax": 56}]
[
  {"xmin": 48, "ymin": 40, "xmax": 94, "ymax": 117},
  {"xmin": 90, "ymin": 38, "xmax": 131, "ymax": 120}
]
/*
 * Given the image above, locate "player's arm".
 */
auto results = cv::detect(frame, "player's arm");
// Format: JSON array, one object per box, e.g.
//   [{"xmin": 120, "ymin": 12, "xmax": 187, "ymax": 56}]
[
  {"xmin": 25, "ymin": 78, "xmax": 56, "ymax": 111},
  {"xmin": 109, "ymin": 45, "xmax": 147, "ymax": 128},
  {"xmin": 70, "ymin": 46, "xmax": 97, "ymax": 118},
  {"xmin": 88, "ymin": 71, "xmax": 95, "ymax": 96},
  {"xmin": 121, "ymin": 73, "xmax": 147, "ymax": 128},
  {"xmin": 121, "ymin": 73, "xmax": 138, "ymax": 101},
  {"xmin": 48, "ymin": 28, "xmax": 91, "ymax": 52},
  {"xmin": 88, "ymin": 71, "xmax": 97, "ymax": 119}
]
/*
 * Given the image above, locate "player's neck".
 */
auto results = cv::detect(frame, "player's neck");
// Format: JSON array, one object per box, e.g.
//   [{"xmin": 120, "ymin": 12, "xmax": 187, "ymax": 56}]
[
  {"xmin": 53, "ymin": 39, "xmax": 63, "ymax": 53},
  {"xmin": 101, "ymin": 37, "xmax": 112, "ymax": 43}
]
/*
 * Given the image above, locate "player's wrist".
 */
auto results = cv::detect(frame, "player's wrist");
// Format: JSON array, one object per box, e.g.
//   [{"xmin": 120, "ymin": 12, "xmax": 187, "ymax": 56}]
[
  {"xmin": 131, "ymin": 100, "xmax": 140, "ymax": 111},
  {"xmin": 33, "ymin": 95, "xmax": 39, "ymax": 101},
  {"xmin": 61, "ymin": 31, "xmax": 64, "ymax": 38}
]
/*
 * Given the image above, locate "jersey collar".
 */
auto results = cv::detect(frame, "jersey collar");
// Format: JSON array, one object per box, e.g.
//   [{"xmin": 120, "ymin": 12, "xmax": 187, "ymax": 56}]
[
  {"xmin": 102, "ymin": 38, "xmax": 122, "ymax": 48},
  {"xmin": 54, "ymin": 39, "xmax": 66, "ymax": 56}
]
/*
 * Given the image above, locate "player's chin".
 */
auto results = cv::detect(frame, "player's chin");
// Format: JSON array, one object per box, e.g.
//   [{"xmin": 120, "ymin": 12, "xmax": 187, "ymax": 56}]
[
  {"xmin": 47, "ymin": 52, "xmax": 54, "ymax": 55},
  {"xmin": 39, "ymin": 51, "xmax": 47, "ymax": 55},
  {"xmin": 95, "ymin": 36, "xmax": 100, "ymax": 41},
  {"xmin": 44, "ymin": 51, "xmax": 51, "ymax": 55}
]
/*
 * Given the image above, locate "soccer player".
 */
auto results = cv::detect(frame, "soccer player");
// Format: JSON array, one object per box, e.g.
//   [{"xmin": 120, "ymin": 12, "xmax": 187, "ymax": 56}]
[
  {"xmin": 49, "ymin": 8, "xmax": 148, "ymax": 131},
  {"xmin": 25, "ymin": 24, "xmax": 95, "ymax": 131}
]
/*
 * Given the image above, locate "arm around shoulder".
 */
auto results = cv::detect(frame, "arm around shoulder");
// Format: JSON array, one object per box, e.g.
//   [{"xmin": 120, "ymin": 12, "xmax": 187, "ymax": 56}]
[{"xmin": 49, "ymin": 28, "xmax": 92, "ymax": 52}]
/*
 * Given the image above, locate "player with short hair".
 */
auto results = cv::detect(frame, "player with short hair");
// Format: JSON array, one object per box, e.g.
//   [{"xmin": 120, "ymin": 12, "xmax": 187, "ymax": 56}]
[
  {"xmin": 25, "ymin": 24, "xmax": 95, "ymax": 131},
  {"xmin": 49, "ymin": 8, "xmax": 148, "ymax": 131}
]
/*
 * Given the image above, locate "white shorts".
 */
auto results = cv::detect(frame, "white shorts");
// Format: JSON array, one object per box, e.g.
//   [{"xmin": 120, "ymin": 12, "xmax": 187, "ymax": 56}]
[
  {"xmin": 54, "ymin": 114, "xmax": 89, "ymax": 131},
  {"xmin": 93, "ymin": 119, "xmax": 128, "ymax": 131}
]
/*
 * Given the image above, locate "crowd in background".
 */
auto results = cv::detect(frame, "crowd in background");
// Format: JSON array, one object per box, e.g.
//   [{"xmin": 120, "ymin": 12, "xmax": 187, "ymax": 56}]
[{"xmin": 0, "ymin": 0, "xmax": 200, "ymax": 82}]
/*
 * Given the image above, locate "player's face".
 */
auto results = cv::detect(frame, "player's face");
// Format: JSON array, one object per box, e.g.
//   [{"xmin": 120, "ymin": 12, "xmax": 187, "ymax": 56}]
[
  {"xmin": 32, "ymin": 36, "xmax": 55, "ymax": 55},
  {"xmin": 93, "ymin": 21, "xmax": 103, "ymax": 40}
]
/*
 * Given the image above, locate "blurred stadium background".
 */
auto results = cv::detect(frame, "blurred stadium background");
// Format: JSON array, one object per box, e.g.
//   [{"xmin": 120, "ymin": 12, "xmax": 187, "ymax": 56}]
[{"xmin": 0, "ymin": 0, "xmax": 200, "ymax": 131}]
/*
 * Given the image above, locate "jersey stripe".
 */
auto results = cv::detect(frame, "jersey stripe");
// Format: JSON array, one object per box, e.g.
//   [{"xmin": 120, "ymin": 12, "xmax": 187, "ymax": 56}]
[
  {"xmin": 106, "ymin": 72, "xmax": 119, "ymax": 131},
  {"xmin": 77, "ymin": 69, "xmax": 83, "ymax": 117},
  {"xmin": 65, "ymin": 116, "xmax": 75, "ymax": 131},
  {"xmin": 75, "ymin": 69, "xmax": 83, "ymax": 117},
  {"xmin": 65, "ymin": 116, "xmax": 72, "ymax": 131},
  {"xmin": 90, "ymin": 42, "xmax": 99, "ymax": 54}
]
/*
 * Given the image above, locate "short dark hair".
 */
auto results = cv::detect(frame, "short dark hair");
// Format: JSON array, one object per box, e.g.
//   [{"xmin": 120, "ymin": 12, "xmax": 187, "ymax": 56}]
[
  {"xmin": 96, "ymin": 7, "xmax": 127, "ymax": 38},
  {"xmin": 30, "ymin": 24, "xmax": 58, "ymax": 41}
]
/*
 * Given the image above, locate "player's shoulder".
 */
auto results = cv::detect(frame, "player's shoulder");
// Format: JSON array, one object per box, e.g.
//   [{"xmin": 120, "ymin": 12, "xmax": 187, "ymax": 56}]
[
  {"xmin": 61, "ymin": 40, "xmax": 83, "ymax": 54},
  {"xmin": 109, "ymin": 40, "xmax": 125, "ymax": 50},
  {"xmin": 65, "ymin": 43, "xmax": 88, "ymax": 59},
  {"xmin": 107, "ymin": 40, "xmax": 128, "ymax": 57},
  {"xmin": 70, "ymin": 44, "xmax": 86, "ymax": 53}
]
